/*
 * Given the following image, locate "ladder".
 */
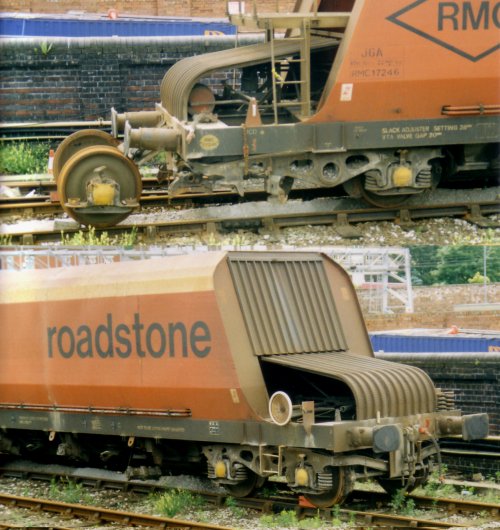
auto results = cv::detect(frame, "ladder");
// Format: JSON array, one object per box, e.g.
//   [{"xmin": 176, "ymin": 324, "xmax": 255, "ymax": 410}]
[
  {"xmin": 269, "ymin": 16, "xmax": 312, "ymax": 122},
  {"xmin": 227, "ymin": 1, "xmax": 349, "ymax": 123}
]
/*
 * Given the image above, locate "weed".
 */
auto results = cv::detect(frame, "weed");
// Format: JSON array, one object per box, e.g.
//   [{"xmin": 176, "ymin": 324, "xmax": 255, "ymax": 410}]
[
  {"xmin": 298, "ymin": 511, "xmax": 323, "ymax": 529},
  {"xmin": 259, "ymin": 514, "xmax": 276, "ymax": 528},
  {"xmin": 154, "ymin": 489, "xmax": 205, "ymax": 518},
  {"xmin": 60, "ymin": 226, "xmax": 138, "ymax": 247},
  {"xmin": 259, "ymin": 510, "xmax": 298, "ymax": 528},
  {"xmin": 225, "ymin": 496, "xmax": 247, "ymax": 518},
  {"xmin": 119, "ymin": 225, "xmax": 138, "ymax": 247},
  {"xmin": 0, "ymin": 142, "xmax": 51, "ymax": 175},
  {"xmin": 390, "ymin": 489, "xmax": 416, "ymax": 516},
  {"xmin": 421, "ymin": 469, "xmax": 456, "ymax": 498},
  {"xmin": 259, "ymin": 484, "xmax": 279, "ymax": 498},
  {"xmin": 331, "ymin": 504, "xmax": 342, "ymax": 525},
  {"xmin": 35, "ymin": 41, "xmax": 53, "ymax": 56},
  {"xmin": 480, "ymin": 490, "xmax": 500, "ymax": 504},
  {"xmin": 48, "ymin": 477, "xmax": 92, "ymax": 504},
  {"xmin": 0, "ymin": 234, "xmax": 13, "ymax": 246}
]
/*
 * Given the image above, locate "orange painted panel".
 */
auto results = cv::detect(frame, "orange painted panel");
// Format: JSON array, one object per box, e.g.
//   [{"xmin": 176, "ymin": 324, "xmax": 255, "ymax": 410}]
[
  {"xmin": 0, "ymin": 291, "xmax": 257, "ymax": 421},
  {"xmin": 311, "ymin": 0, "xmax": 499, "ymax": 122}
]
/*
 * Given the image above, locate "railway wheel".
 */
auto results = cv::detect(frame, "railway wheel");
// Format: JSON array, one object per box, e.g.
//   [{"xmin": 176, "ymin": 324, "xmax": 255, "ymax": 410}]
[
  {"xmin": 53, "ymin": 129, "xmax": 119, "ymax": 181},
  {"xmin": 303, "ymin": 467, "xmax": 347, "ymax": 508},
  {"xmin": 224, "ymin": 469, "xmax": 265, "ymax": 498},
  {"xmin": 58, "ymin": 145, "xmax": 142, "ymax": 227}
]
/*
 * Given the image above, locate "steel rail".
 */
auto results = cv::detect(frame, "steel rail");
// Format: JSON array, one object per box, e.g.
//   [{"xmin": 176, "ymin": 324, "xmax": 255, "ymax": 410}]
[{"xmin": 0, "ymin": 493, "xmax": 232, "ymax": 530}]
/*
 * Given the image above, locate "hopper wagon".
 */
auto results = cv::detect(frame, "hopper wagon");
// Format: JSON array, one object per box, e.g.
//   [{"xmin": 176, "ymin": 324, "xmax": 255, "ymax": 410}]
[{"xmin": 0, "ymin": 251, "xmax": 489, "ymax": 506}]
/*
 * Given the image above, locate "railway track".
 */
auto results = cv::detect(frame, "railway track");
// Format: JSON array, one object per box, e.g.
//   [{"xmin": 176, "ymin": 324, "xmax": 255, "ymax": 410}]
[
  {"xmin": 0, "ymin": 488, "xmax": 493, "ymax": 530},
  {"xmin": 0, "ymin": 460, "xmax": 498, "ymax": 529},
  {"xmin": 1, "ymin": 187, "xmax": 499, "ymax": 245},
  {"xmin": 0, "ymin": 493, "xmax": 232, "ymax": 530}
]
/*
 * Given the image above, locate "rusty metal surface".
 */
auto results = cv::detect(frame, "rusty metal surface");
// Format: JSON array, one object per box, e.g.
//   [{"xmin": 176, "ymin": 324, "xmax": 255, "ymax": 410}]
[
  {"xmin": 160, "ymin": 36, "xmax": 336, "ymax": 121},
  {"xmin": 262, "ymin": 352, "xmax": 437, "ymax": 419},
  {"xmin": 227, "ymin": 252, "xmax": 347, "ymax": 356}
]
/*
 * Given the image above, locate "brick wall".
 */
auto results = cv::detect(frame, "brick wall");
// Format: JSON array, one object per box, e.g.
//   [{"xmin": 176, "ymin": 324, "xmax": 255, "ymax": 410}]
[
  {"xmin": 0, "ymin": 0, "xmax": 296, "ymax": 17},
  {"xmin": 0, "ymin": 36, "xmax": 250, "ymax": 122}
]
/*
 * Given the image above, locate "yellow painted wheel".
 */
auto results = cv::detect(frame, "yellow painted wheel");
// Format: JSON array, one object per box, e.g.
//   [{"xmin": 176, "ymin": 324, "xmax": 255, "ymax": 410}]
[
  {"xmin": 53, "ymin": 129, "xmax": 119, "ymax": 181},
  {"xmin": 58, "ymin": 145, "xmax": 141, "ymax": 227}
]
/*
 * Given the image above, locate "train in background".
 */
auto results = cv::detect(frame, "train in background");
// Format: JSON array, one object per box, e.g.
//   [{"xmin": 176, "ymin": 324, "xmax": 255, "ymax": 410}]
[
  {"xmin": 0, "ymin": 251, "xmax": 489, "ymax": 506},
  {"xmin": 52, "ymin": 0, "xmax": 499, "ymax": 227}
]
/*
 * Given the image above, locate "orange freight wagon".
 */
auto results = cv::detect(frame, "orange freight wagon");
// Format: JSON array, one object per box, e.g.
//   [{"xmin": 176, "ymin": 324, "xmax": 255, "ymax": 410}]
[{"xmin": 0, "ymin": 251, "xmax": 489, "ymax": 505}]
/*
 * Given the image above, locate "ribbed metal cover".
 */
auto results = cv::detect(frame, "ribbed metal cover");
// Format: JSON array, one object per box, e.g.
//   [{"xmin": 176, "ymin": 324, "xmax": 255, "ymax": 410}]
[
  {"xmin": 262, "ymin": 352, "xmax": 437, "ymax": 419},
  {"xmin": 160, "ymin": 36, "xmax": 336, "ymax": 120},
  {"xmin": 227, "ymin": 253, "xmax": 347, "ymax": 356}
]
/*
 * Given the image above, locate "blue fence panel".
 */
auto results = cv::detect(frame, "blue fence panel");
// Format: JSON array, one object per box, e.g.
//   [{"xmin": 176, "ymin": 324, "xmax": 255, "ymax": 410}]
[
  {"xmin": 370, "ymin": 334, "xmax": 500, "ymax": 353},
  {"xmin": 0, "ymin": 16, "xmax": 237, "ymax": 37}
]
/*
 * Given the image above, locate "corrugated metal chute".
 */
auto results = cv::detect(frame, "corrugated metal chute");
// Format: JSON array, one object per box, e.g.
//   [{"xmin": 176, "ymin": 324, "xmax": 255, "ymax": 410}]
[
  {"xmin": 262, "ymin": 352, "xmax": 437, "ymax": 420},
  {"xmin": 160, "ymin": 36, "xmax": 337, "ymax": 121},
  {"xmin": 227, "ymin": 252, "xmax": 347, "ymax": 356}
]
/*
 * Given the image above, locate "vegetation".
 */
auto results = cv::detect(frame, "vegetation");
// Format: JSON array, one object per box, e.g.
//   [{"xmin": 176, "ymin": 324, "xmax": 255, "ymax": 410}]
[
  {"xmin": 154, "ymin": 489, "xmax": 205, "ymax": 518},
  {"xmin": 224, "ymin": 496, "xmax": 248, "ymax": 518},
  {"xmin": 389, "ymin": 489, "xmax": 417, "ymax": 516},
  {"xmin": 0, "ymin": 142, "xmax": 52, "ymax": 175},
  {"xmin": 60, "ymin": 226, "xmax": 138, "ymax": 247},
  {"xmin": 34, "ymin": 41, "xmax": 53, "ymax": 56},
  {"xmin": 409, "ymin": 245, "xmax": 500, "ymax": 285},
  {"xmin": 259, "ymin": 509, "xmax": 326, "ymax": 529},
  {"xmin": 0, "ymin": 234, "xmax": 13, "ymax": 246},
  {"xmin": 48, "ymin": 477, "xmax": 93, "ymax": 504},
  {"xmin": 419, "ymin": 467, "xmax": 458, "ymax": 498}
]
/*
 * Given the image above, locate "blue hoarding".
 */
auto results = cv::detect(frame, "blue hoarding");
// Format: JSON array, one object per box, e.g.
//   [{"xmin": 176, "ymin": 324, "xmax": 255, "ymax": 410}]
[{"xmin": 0, "ymin": 14, "xmax": 236, "ymax": 38}]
